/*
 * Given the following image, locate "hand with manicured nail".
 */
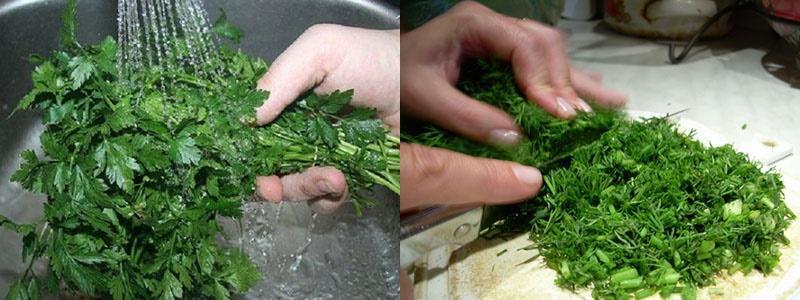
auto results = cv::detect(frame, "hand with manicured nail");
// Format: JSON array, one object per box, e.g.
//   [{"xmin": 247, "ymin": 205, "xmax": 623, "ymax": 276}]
[
  {"xmin": 254, "ymin": 24, "xmax": 399, "ymax": 214},
  {"xmin": 400, "ymin": 1, "xmax": 628, "ymax": 212}
]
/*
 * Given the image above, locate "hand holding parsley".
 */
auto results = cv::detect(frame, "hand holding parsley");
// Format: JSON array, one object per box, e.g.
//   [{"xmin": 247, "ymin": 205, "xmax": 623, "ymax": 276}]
[
  {"xmin": 2, "ymin": 4, "xmax": 399, "ymax": 298},
  {"xmin": 400, "ymin": 1, "xmax": 627, "ymax": 211},
  {"xmin": 253, "ymin": 24, "xmax": 400, "ymax": 214}
]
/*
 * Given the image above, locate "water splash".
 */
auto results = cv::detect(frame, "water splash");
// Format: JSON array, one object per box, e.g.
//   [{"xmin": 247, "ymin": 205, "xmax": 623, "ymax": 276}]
[
  {"xmin": 237, "ymin": 201, "xmax": 400, "ymax": 299},
  {"xmin": 288, "ymin": 212, "xmax": 317, "ymax": 272}
]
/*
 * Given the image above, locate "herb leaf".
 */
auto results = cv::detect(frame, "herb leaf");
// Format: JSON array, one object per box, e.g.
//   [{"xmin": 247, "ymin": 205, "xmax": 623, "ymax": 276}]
[
  {"xmin": 68, "ymin": 56, "xmax": 94, "ymax": 90},
  {"xmin": 95, "ymin": 140, "xmax": 141, "ymax": 192},
  {"xmin": 212, "ymin": 9, "xmax": 243, "ymax": 44},
  {"xmin": 170, "ymin": 135, "xmax": 201, "ymax": 165}
]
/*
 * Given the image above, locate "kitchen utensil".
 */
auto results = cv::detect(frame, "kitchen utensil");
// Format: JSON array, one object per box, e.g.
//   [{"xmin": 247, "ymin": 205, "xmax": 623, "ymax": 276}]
[
  {"xmin": 762, "ymin": 0, "xmax": 800, "ymax": 67},
  {"xmin": 604, "ymin": 0, "xmax": 735, "ymax": 39},
  {"xmin": 400, "ymin": 206, "xmax": 483, "ymax": 270},
  {"xmin": 668, "ymin": 1, "xmax": 800, "ymax": 66}
]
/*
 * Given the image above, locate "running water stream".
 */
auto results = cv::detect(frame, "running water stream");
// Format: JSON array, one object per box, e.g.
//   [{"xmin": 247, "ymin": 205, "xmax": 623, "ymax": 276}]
[
  {"xmin": 116, "ymin": 0, "xmax": 216, "ymax": 81},
  {"xmin": 115, "ymin": 0, "xmax": 326, "ymax": 295}
]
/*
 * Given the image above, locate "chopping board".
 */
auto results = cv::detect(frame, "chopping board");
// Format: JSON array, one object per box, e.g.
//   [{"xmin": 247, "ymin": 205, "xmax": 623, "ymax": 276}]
[{"xmin": 412, "ymin": 111, "xmax": 799, "ymax": 299}]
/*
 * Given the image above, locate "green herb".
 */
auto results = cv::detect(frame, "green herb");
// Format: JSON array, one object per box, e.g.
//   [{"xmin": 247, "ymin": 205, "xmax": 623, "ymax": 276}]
[
  {"xmin": 2, "ymin": 3, "xmax": 398, "ymax": 299},
  {"xmin": 404, "ymin": 60, "xmax": 794, "ymax": 299},
  {"xmin": 742, "ymin": 123, "xmax": 748, "ymax": 130},
  {"xmin": 212, "ymin": 9, "xmax": 244, "ymax": 44}
]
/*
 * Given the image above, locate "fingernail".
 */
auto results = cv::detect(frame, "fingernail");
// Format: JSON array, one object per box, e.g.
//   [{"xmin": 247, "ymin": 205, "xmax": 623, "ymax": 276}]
[
  {"xmin": 512, "ymin": 165, "xmax": 542, "ymax": 186},
  {"xmin": 317, "ymin": 180, "xmax": 334, "ymax": 194},
  {"xmin": 556, "ymin": 97, "xmax": 576, "ymax": 118},
  {"xmin": 576, "ymin": 98, "xmax": 593, "ymax": 113},
  {"xmin": 488, "ymin": 129, "xmax": 521, "ymax": 146}
]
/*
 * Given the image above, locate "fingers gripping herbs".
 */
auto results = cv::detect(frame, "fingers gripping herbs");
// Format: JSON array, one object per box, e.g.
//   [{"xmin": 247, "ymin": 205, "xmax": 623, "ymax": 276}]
[
  {"xmin": 2, "ymin": 3, "xmax": 399, "ymax": 300},
  {"xmin": 405, "ymin": 61, "xmax": 794, "ymax": 299}
]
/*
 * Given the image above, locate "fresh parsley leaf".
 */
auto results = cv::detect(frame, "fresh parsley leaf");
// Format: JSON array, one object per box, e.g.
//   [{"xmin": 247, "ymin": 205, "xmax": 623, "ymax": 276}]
[
  {"xmin": 68, "ymin": 56, "xmax": 95, "ymax": 90},
  {"xmin": 53, "ymin": 162, "xmax": 70, "ymax": 193},
  {"xmin": 160, "ymin": 272, "xmax": 183, "ymax": 300},
  {"xmin": 108, "ymin": 276, "xmax": 133, "ymax": 300},
  {"xmin": 94, "ymin": 36, "xmax": 118, "ymax": 75},
  {"xmin": 212, "ymin": 281, "xmax": 230, "ymax": 300},
  {"xmin": 10, "ymin": 150, "xmax": 43, "ymax": 192},
  {"xmin": 44, "ymin": 102, "xmax": 73, "ymax": 125},
  {"xmin": 14, "ymin": 92, "xmax": 38, "ymax": 113},
  {"xmin": 95, "ymin": 140, "xmax": 141, "ymax": 192},
  {"xmin": 40, "ymin": 132, "xmax": 69, "ymax": 160},
  {"xmin": 309, "ymin": 116, "xmax": 339, "ymax": 148},
  {"xmin": 197, "ymin": 245, "xmax": 215, "ymax": 275},
  {"xmin": 342, "ymin": 119, "xmax": 385, "ymax": 147},
  {"xmin": 108, "ymin": 104, "xmax": 136, "ymax": 132},
  {"xmin": 221, "ymin": 250, "xmax": 261, "ymax": 293},
  {"xmin": 212, "ymin": 10, "xmax": 243, "ymax": 44},
  {"xmin": 346, "ymin": 107, "xmax": 377, "ymax": 120},
  {"xmin": 306, "ymin": 89, "xmax": 354, "ymax": 114},
  {"xmin": 170, "ymin": 135, "xmax": 201, "ymax": 165}
]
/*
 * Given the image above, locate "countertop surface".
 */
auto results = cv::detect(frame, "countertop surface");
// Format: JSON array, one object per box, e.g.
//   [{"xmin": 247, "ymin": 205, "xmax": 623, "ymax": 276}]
[{"xmin": 560, "ymin": 19, "xmax": 800, "ymax": 180}]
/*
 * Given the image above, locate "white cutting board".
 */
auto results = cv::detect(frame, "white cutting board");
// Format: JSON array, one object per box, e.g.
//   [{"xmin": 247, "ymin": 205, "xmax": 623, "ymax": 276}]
[{"xmin": 413, "ymin": 111, "xmax": 799, "ymax": 300}]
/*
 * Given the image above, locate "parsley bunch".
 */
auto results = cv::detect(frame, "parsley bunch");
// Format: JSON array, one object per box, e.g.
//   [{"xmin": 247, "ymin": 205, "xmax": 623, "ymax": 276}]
[
  {"xmin": 1, "ymin": 2, "xmax": 398, "ymax": 299},
  {"xmin": 404, "ymin": 60, "xmax": 794, "ymax": 299}
]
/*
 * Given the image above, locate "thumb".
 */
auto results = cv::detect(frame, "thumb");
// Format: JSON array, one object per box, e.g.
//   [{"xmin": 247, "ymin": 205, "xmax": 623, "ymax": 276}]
[
  {"xmin": 255, "ymin": 166, "xmax": 349, "ymax": 214},
  {"xmin": 400, "ymin": 143, "xmax": 543, "ymax": 211}
]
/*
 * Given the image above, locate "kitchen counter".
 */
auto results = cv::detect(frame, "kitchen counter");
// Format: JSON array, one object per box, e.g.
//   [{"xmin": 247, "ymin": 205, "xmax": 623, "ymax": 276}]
[{"xmin": 560, "ymin": 19, "xmax": 800, "ymax": 180}]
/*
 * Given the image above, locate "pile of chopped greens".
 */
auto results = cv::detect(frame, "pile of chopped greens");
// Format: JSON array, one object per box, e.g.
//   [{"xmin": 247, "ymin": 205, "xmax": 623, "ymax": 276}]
[
  {"xmin": 404, "ymin": 60, "xmax": 794, "ymax": 299},
  {"xmin": 0, "ymin": 3, "xmax": 398, "ymax": 300}
]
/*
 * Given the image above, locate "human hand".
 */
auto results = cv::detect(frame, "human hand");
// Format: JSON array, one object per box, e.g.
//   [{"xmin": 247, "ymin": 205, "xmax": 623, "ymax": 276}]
[
  {"xmin": 254, "ymin": 24, "xmax": 399, "ymax": 214},
  {"xmin": 400, "ymin": 1, "xmax": 627, "ymax": 211}
]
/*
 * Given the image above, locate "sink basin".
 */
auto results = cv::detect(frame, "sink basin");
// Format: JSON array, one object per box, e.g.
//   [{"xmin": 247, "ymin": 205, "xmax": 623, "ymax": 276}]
[{"xmin": 0, "ymin": 0, "xmax": 399, "ymax": 298}]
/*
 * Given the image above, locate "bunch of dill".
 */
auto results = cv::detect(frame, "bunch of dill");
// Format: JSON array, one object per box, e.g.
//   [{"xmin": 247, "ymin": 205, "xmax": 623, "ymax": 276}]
[{"xmin": 404, "ymin": 60, "xmax": 795, "ymax": 299}]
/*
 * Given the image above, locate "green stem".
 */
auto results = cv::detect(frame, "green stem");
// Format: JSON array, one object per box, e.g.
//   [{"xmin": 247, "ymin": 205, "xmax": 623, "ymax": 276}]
[{"xmin": 366, "ymin": 170, "xmax": 400, "ymax": 194}]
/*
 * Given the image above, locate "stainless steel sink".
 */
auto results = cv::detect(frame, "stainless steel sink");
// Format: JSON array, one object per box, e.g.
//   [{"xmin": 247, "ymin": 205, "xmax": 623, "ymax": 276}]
[{"xmin": 0, "ymin": 0, "xmax": 399, "ymax": 298}]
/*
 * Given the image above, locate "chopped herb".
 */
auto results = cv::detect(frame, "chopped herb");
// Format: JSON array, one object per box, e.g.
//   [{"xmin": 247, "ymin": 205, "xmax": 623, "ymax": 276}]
[{"xmin": 404, "ymin": 60, "xmax": 794, "ymax": 299}]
